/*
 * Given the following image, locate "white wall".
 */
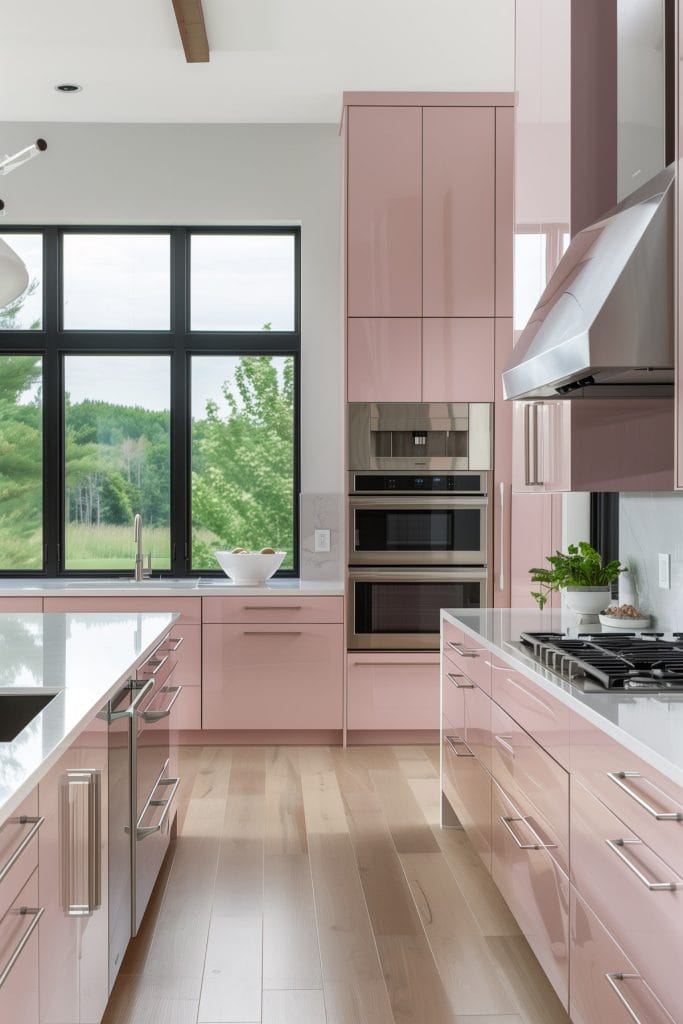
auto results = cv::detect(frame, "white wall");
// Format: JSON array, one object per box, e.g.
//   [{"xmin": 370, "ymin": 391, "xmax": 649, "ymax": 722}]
[
  {"xmin": 0, "ymin": 121, "xmax": 343, "ymax": 496},
  {"xmin": 620, "ymin": 492, "xmax": 683, "ymax": 630}
]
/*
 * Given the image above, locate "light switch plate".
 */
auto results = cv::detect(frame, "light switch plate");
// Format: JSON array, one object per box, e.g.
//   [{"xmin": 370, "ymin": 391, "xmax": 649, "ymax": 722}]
[
  {"xmin": 314, "ymin": 529, "xmax": 331, "ymax": 553},
  {"xmin": 658, "ymin": 552, "xmax": 671, "ymax": 589}
]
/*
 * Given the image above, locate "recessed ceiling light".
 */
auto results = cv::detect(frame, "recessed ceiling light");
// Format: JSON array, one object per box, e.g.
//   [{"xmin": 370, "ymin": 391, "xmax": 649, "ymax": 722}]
[{"xmin": 55, "ymin": 83, "xmax": 82, "ymax": 94}]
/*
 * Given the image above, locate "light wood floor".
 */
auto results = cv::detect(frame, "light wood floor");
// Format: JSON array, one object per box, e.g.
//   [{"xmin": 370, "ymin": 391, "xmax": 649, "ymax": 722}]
[{"xmin": 102, "ymin": 745, "xmax": 571, "ymax": 1024}]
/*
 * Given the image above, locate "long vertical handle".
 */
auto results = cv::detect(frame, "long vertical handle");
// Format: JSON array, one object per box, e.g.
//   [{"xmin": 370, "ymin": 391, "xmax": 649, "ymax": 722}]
[
  {"xmin": 524, "ymin": 404, "xmax": 533, "ymax": 486},
  {"xmin": 60, "ymin": 769, "xmax": 102, "ymax": 916},
  {"xmin": 499, "ymin": 480, "xmax": 505, "ymax": 592}
]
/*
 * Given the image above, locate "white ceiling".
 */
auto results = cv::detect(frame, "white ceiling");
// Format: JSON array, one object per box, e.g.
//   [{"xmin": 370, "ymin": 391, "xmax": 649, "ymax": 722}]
[{"xmin": 0, "ymin": 0, "xmax": 515, "ymax": 124}]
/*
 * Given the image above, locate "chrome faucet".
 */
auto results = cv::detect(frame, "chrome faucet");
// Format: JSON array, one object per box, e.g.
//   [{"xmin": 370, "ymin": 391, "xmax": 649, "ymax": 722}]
[{"xmin": 133, "ymin": 513, "xmax": 152, "ymax": 582}]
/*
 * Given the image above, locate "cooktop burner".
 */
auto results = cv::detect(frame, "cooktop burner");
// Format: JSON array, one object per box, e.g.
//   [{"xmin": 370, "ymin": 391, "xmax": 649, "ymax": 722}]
[{"xmin": 517, "ymin": 631, "xmax": 683, "ymax": 692}]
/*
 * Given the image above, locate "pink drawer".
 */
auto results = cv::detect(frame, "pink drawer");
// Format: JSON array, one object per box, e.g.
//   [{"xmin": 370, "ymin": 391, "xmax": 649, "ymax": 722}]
[
  {"xmin": 465, "ymin": 682, "xmax": 492, "ymax": 772},
  {"xmin": 442, "ymin": 713, "xmax": 491, "ymax": 869},
  {"xmin": 0, "ymin": 868, "xmax": 40, "ymax": 1024},
  {"xmin": 442, "ymin": 663, "xmax": 467, "ymax": 730},
  {"xmin": 0, "ymin": 598, "xmax": 42, "ymax": 612},
  {"xmin": 170, "ymin": 683, "xmax": 201, "ymax": 731},
  {"xmin": 202, "ymin": 623, "xmax": 343, "ymax": 729},
  {"xmin": 442, "ymin": 620, "xmax": 491, "ymax": 694},
  {"xmin": 488, "ymin": 654, "xmax": 570, "ymax": 767},
  {"xmin": 491, "ymin": 703, "xmax": 569, "ymax": 874},
  {"xmin": 492, "ymin": 779, "xmax": 569, "ymax": 1008},
  {"xmin": 202, "ymin": 595, "xmax": 343, "ymax": 624},
  {"xmin": 166, "ymin": 623, "xmax": 201, "ymax": 687},
  {"xmin": 43, "ymin": 595, "xmax": 201, "ymax": 624},
  {"xmin": 571, "ymin": 777, "xmax": 683, "ymax": 1017},
  {"xmin": 571, "ymin": 712, "xmax": 683, "ymax": 878},
  {"xmin": 0, "ymin": 790, "xmax": 40, "ymax": 920},
  {"xmin": 347, "ymin": 653, "xmax": 439, "ymax": 730},
  {"xmin": 570, "ymin": 887, "xmax": 677, "ymax": 1024}
]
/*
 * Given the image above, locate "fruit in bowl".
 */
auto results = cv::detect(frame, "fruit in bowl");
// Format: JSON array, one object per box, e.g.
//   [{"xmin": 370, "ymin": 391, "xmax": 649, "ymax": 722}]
[{"xmin": 214, "ymin": 548, "xmax": 286, "ymax": 585}]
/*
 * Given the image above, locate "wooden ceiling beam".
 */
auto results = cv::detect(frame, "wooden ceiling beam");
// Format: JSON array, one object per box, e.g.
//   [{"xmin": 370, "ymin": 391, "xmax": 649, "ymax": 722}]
[{"xmin": 171, "ymin": 0, "xmax": 210, "ymax": 63}]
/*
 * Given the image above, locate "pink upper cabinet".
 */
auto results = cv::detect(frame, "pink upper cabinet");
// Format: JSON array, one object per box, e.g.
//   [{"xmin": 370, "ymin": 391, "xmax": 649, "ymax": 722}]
[
  {"xmin": 346, "ymin": 106, "xmax": 422, "ymax": 317},
  {"xmin": 423, "ymin": 106, "xmax": 495, "ymax": 317},
  {"xmin": 495, "ymin": 108, "xmax": 514, "ymax": 318},
  {"xmin": 422, "ymin": 319, "xmax": 495, "ymax": 402},
  {"xmin": 347, "ymin": 317, "xmax": 421, "ymax": 402}
]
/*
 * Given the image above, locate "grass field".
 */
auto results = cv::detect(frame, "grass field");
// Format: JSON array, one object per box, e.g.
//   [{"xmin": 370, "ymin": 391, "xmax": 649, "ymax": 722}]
[{"xmin": 65, "ymin": 523, "xmax": 172, "ymax": 571}]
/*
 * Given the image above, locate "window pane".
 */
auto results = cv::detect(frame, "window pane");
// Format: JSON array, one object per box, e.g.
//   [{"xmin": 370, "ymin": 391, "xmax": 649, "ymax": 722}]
[
  {"xmin": 62, "ymin": 233, "xmax": 170, "ymax": 330},
  {"xmin": 0, "ymin": 234, "xmax": 43, "ymax": 330},
  {"xmin": 0, "ymin": 356, "xmax": 43, "ymax": 569},
  {"xmin": 514, "ymin": 232, "xmax": 547, "ymax": 330},
  {"xmin": 191, "ymin": 355, "xmax": 295, "ymax": 571},
  {"xmin": 63, "ymin": 356, "xmax": 171, "ymax": 571},
  {"xmin": 190, "ymin": 234, "xmax": 295, "ymax": 331}
]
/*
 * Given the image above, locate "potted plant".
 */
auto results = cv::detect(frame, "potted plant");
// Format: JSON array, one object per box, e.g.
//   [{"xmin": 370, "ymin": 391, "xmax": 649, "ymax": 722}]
[{"xmin": 529, "ymin": 541, "xmax": 625, "ymax": 612}]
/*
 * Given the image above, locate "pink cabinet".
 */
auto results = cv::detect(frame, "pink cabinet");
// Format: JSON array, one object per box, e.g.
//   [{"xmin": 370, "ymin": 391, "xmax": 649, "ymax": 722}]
[
  {"xmin": 509, "ymin": 490, "xmax": 555, "ymax": 608},
  {"xmin": 570, "ymin": 888, "xmax": 677, "ymax": 1024},
  {"xmin": 346, "ymin": 653, "xmax": 439, "ymax": 732},
  {"xmin": 0, "ymin": 598, "xmax": 42, "ymax": 612},
  {"xmin": 493, "ymin": 319, "xmax": 513, "ymax": 607},
  {"xmin": 0, "ymin": 869, "xmax": 40, "ymax": 1024},
  {"xmin": 421, "ymin": 319, "xmax": 495, "ymax": 402},
  {"xmin": 422, "ymin": 107, "xmax": 495, "ymax": 317},
  {"xmin": 346, "ymin": 105, "xmax": 422, "ymax": 317},
  {"xmin": 491, "ymin": 779, "xmax": 569, "ymax": 1008},
  {"xmin": 441, "ymin": 713, "xmax": 492, "ymax": 870},
  {"xmin": 442, "ymin": 618, "xmax": 491, "ymax": 694},
  {"xmin": 488, "ymin": 653, "xmax": 571, "ymax": 768},
  {"xmin": 347, "ymin": 318, "xmax": 421, "ymax": 402},
  {"xmin": 202, "ymin": 595, "xmax": 343, "ymax": 625}
]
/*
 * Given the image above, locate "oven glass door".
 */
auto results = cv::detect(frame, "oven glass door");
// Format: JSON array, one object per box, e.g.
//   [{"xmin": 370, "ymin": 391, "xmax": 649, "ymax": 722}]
[
  {"xmin": 349, "ymin": 572, "xmax": 487, "ymax": 650},
  {"xmin": 350, "ymin": 499, "xmax": 487, "ymax": 565}
]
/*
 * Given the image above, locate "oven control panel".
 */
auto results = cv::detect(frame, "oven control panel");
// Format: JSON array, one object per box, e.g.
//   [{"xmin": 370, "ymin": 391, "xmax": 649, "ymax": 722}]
[{"xmin": 350, "ymin": 472, "xmax": 486, "ymax": 494}]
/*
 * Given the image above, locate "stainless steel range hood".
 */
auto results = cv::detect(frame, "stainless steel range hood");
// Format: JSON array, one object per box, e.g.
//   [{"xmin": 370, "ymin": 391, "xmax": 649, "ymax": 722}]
[{"xmin": 502, "ymin": 165, "xmax": 674, "ymax": 400}]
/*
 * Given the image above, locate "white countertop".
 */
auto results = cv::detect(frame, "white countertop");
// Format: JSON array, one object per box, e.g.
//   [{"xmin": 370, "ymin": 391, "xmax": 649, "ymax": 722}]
[
  {"xmin": 0, "ymin": 578, "xmax": 344, "ymax": 597},
  {"xmin": 0, "ymin": 611, "xmax": 176, "ymax": 825},
  {"xmin": 443, "ymin": 608, "xmax": 683, "ymax": 790}
]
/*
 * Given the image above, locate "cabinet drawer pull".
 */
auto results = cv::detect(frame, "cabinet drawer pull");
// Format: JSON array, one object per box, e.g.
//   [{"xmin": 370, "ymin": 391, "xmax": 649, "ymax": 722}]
[
  {"xmin": 494, "ymin": 734, "xmax": 515, "ymax": 758},
  {"xmin": 163, "ymin": 636, "xmax": 183, "ymax": 652},
  {"xmin": 500, "ymin": 815, "xmax": 555, "ymax": 851},
  {"xmin": 0, "ymin": 816, "xmax": 44, "ymax": 883},
  {"xmin": 139, "ymin": 684, "xmax": 183, "ymax": 723},
  {"xmin": 108, "ymin": 677, "xmax": 155, "ymax": 722},
  {"xmin": 60, "ymin": 770, "xmax": 101, "ymax": 916},
  {"xmin": 0, "ymin": 906, "xmax": 44, "ymax": 991},
  {"xmin": 605, "ymin": 973, "xmax": 646, "ymax": 1023},
  {"xmin": 352, "ymin": 660, "xmax": 436, "ymax": 666},
  {"xmin": 445, "ymin": 734, "xmax": 474, "ymax": 757},
  {"xmin": 447, "ymin": 641, "xmax": 480, "ymax": 658},
  {"xmin": 139, "ymin": 653, "xmax": 170, "ymax": 677},
  {"xmin": 605, "ymin": 838, "xmax": 682, "ymax": 891},
  {"xmin": 447, "ymin": 672, "xmax": 475, "ymax": 689},
  {"xmin": 137, "ymin": 776, "xmax": 180, "ymax": 841},
  {"xmin": 243, "ymin": 604, "xmax": 302, "ymax": 610},
  {"xmin": 242, "ymin": 630, "xmax": 302, "ymax": 636},
  {"xmin": 607, "ymin": 771, "xmax": 683, "ymax": 821}
]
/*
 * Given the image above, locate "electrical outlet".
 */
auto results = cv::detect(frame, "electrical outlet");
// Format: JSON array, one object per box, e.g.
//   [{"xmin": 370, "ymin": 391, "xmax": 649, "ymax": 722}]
[
  {"xmin": 314, "ymin": 529, "xmax": 331, "ymax": 553},
  {"xmin": 658, "ymin": 552, "xmax": 671, "ymax": 590}
]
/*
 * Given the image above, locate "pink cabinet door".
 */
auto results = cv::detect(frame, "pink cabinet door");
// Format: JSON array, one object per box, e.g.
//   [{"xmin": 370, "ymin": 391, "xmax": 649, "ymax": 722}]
[
  {"xmin": 202, "ymin": 623, "xmax": 343, "ymax": 730},
  {"xmin": 0, "ymin": 869, "xmax": 40, "ymax": 1024},
  {"xmin": 347, "ymin": 105, "xmax": 422, "ymax": 316},
  {"xmin": 421, "ymin": 318, "xmax": 495, "ymax": 402},
  {"xmin": 487, "ymin": 654, "xmax": 571, "ymax": 768},
  {"xmin": 0, "ymin": 598, "xmax": 42, "ymax": 612},
  {"xmin": 202, "ymin": 595, "xmax": 344, "ymax": 625},
  {"xmin": 509, "ymin": 491, "xmax": 553, "ymax": 608},
  {"xmin": 423, "ymin": 106, "xmax": 495, "ymax": 317},
  {"xmin": 347, "ymin": 317, "xmax": 421, "ymax": 402},
  {"xmin": 464, "ymin": 682, "xmax": 492, "ymax": 772},
  {"xmin": 495, "ymin": 107, "xmax": 514, "ymax": 318},
  {"xmin": 570, "ymin": 888, "xmax": 677, "ymax": 1024},
  {"xmin": 0, "ymin": 789, "xmax": 39, "ymax": 922},
  {"xmin": 346, "ymin": 653, "xmax": 439, "ymax": 731},
  {"xmin": 493, "ymin": 319, "xmax": 513, "ymax": 607},
  {"xmin": 442, "ymin": 713, "xmax": 492, "ymax": 870},
  {"xmin": 442, "ymin": 619, "xmax": 491, "ymax": 694},
  {"xmin": 491, "ymin": 779, "xmax": 569, "ymax": 1008}
]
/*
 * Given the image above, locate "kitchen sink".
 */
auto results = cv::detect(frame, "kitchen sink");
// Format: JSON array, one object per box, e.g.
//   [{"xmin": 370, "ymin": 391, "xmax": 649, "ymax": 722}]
[{"xmin": 0, "ymin": 693, "xmax": 58, "ymax": 742}]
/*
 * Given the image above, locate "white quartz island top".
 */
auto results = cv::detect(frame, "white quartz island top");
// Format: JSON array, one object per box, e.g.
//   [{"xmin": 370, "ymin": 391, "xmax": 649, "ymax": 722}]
[
  {"xmin": 443, "ymin": 607, "xmax": 683, "ymax": 790},
  {"xmin": 0, "ymin": 611, "xmax": 176, "ymax": 825},
  {"xmin": 0, "ymin": 578, "xmax": 344, "ymax": 597}
]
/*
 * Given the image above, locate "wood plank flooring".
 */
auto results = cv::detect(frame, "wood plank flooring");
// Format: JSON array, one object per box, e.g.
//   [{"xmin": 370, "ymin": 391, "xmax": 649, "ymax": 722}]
[{"xmin": 103, "ymin": 745, "xmax": 570, "ymax": 1024}]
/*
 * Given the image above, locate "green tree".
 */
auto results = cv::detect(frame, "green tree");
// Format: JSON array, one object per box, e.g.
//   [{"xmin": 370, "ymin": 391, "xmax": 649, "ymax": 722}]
[
  {"xmin": 191, "ymin": 356, "xmax": 295, "ymax": 569},
  {"xmin": 0, "ymin": 355, "xmax": 43, "ymax": 568}
]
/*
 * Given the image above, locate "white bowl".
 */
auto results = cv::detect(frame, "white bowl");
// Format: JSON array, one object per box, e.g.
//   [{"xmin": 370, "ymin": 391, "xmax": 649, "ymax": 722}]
[{"xmin": 214, "ymin": 550, "xmax": 286, "ymax": 585}]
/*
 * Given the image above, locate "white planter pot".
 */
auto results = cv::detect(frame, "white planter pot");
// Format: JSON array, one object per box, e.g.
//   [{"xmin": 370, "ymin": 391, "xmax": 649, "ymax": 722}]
[{"xmin": 561, "ymin": 586, "xmax": 611, "ymax": 615}]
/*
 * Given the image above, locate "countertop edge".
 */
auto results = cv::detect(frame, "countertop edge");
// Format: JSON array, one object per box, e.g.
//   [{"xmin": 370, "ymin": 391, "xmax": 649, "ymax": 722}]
[{"xmin": 0, "ymin": 580, "xmax": 345, "ymax": 598}]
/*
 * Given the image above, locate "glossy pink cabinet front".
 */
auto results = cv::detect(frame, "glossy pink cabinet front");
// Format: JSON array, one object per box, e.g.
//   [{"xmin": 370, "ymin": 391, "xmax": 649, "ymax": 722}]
[
  {"xmin": 488, "ymin": 654, "xmax": 570, "ymax": 768},
  {"xmin": 570, "ymin": 888, "xmax": 677, "ymax": 1024},
  {"xmin": 347, "ymin": 317, "xmax": 421, "ymax": 402},
  {"xmin": 202, "ymin": 623, "xmax": 343, "ymax": 730},
  {"xmin": 441, "ymin": 714, "xmax": 491, "ymax": 870},
  {"xmin": 421, "ymin": 318, "xmax": 495, "ymax": 402},
  {"xmin": 347, "ymin": 105, "xmax": 422, "ymax": 316},
  {"xmin": 422, "ymin": 106, "xmax": 495, "ymax": 316},
  {"xmin": 0, "ymin": 869, "xmax": 40, "ymax": 1024},
  {"xmin": 347, "ymin": 653, "xmax": 439, "ymax": 731}
]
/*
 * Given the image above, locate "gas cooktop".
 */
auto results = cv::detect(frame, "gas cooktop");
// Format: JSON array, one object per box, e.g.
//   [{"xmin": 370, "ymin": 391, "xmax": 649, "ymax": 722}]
[{"xmin": 516, "ymin": 631, "xmax": 683, "ymax": 693}]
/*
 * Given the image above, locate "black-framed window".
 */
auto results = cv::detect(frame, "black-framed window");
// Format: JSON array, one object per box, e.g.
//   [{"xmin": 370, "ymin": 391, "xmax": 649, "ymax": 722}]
[{"xmin": 0, "ymin": 227, "xmax": 301, "ymax": 577}]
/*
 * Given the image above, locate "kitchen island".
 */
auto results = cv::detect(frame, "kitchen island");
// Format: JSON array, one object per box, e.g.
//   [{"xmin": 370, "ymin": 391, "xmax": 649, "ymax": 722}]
[{"xmin": 441, "ymin": 607, "xmax": 683, "ymax": 1024}]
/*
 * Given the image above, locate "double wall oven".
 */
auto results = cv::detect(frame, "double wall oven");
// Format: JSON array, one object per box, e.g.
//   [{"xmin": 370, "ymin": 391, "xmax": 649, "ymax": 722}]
[{"xmin": 347, "ymin": 404, "xmax": 492, "ymax": 651}]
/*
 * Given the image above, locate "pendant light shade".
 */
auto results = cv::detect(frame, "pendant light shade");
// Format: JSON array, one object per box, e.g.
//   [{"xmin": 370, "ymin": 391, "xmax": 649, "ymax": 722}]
[{"xmin": 0, "ymin": 237, "xmax": 29, "ymax": 308}]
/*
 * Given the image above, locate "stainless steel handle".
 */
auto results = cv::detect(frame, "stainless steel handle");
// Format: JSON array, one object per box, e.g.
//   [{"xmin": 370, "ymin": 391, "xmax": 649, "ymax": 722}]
[
  {"xmin": 494, "ymin": 734, "xmax": 515, "ymax": 758},
  {"xmin": 162, "ymin": 636, "xmax": 183, "ymax": 652},
  {"xmin": 0, "ymin": 816, "xmax": 44, "ymax": 883},
  {"xmin": 445, "ymin": 734, "xmax": 474, "ymax": 757},
  {"xmin": 60, "ymin": 770, "xmax": 101, "ymax": 916},
  {"xmin": 242, "ymin": 630, "xmax": 302, "ymax": 636},
  {"xmin": 524, "ymin": 403, "xmax": 533, "ymax": 486},
  {"xmin": 447, "ymin": 641, "xmax": 480, "ymax": 658},
  {"xmin": 137, "ymin": 776, "xmax": 180, "ymax": 840},
  {"xmin": 138, "ymin": 684, "xmax": 182, "ymax": 723},
  {"xmin": 0, "ymin": 906, "xmax": 44, "ymax": 990},
  {"xmin": 499, "ymin": 480, "xmax": 505, "ymax": 591},
  {"xmin": 352, "ymin": 660, "xmax": 437, "ymax": 666},
  {"xmin": 605, "ymin": 838, "xmax": 682, "ymax": 891},
  {"xmin": 605, "ymin": 973, "xmax": 646, "ymax": 1023},
  {"xmin": 500, "ymin": 815, "xmax": 555, "ymax": 850},
  {"xmin": 607, "ymin": 771, "xmax": 683, "ymax": 821},
  {"xmin": 108, "ymin": 676, "xmax": 155, "ymax": 721},
  {"xmin": 447, "ymin": 672, "xmax": 475, "ymax": 689},
  {"xmin": 524, "ymin": 403, "xmax": 543, "ymax": 486},
  {"xmin": 243, "ymin": 604, "xmax": 302, "ymax": 610},
  {"xmin": 138, "ymin": 653, "xmax": 169, "ymax": 677}
]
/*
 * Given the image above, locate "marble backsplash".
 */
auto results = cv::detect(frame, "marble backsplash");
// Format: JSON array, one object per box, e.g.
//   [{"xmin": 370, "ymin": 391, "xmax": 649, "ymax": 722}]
[
  {"xmin": 299, "ymin": 492, "xmax": 344, "ymax": 580},
  {"xmin": 619, "ymin": 492, "xmax": 683, "ymax": 630}
]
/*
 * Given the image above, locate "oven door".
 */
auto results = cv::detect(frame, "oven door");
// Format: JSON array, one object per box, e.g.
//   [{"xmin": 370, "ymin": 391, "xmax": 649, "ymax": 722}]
[
  {"xmin": 348, "ymin": 568, "xmax": 488, "ymax": 651},
  {"xmin": 349, "ymin": 496, "xmax": 487, "ymax": 566}
]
